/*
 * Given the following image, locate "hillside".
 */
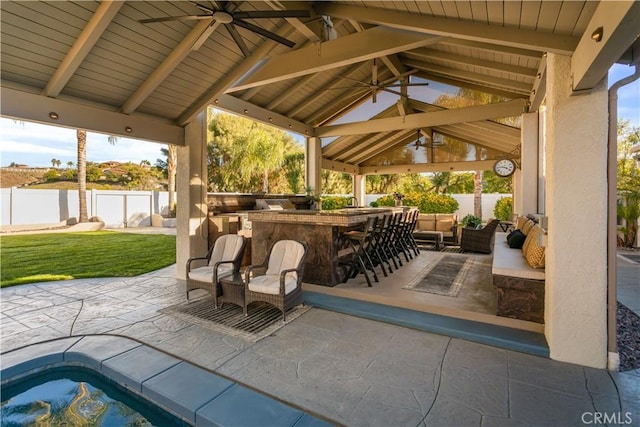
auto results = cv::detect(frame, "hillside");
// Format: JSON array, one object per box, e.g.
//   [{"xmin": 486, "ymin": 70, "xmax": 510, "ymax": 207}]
[
  {"xmin": 1, "ymin": 169, "xmax": 166, "ymax": 191},
  {"xmin": 1, "ymin": 170, "xmax": 46, "ymax": 188}
]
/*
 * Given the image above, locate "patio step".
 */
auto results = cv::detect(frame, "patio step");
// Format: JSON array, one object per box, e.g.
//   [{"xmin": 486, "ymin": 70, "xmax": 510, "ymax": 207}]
[{"xmin": 303, "ymin": 291, "xmax": 549, "ymax": 358}]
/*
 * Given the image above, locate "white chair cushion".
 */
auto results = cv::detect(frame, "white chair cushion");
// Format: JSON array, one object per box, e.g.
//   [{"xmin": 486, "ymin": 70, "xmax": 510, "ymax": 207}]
[
  {"xmin": 266, "ymin": 240, "xmax": 305, "ymax": 280},
  {"xmin": 248, "ymin": 274, "xmax": 298, "ymax": 295},
  {"xmin": 188, "ymin": 264, "xmax": 233, "ymax": 283},
  {"xmin": 209, "ymin": 234, "xmax": 245, "ymax": 267}
]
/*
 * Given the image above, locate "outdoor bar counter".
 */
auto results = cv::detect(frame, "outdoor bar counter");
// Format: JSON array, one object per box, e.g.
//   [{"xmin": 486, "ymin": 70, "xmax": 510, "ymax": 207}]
[{"xmin": 247, "ymin": 208, "xmax": 399, "ymax": 286}]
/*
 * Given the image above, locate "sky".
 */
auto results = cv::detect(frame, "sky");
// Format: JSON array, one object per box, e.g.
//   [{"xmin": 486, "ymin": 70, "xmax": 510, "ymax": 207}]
[{"xmin": 1, "ymin": 64, "xmax": 638, "ymax": 168}]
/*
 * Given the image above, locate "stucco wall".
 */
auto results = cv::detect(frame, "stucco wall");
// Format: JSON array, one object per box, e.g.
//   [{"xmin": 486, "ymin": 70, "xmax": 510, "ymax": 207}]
[{"xmin": 545, "ymin": 53, "xmax": 608, "ymax": 368}]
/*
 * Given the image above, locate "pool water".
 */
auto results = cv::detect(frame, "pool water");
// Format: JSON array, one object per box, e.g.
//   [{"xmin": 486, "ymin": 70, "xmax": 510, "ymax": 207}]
[{"xmin": 1, "ymin": 367, "xmax": 187, "ymax": 426}]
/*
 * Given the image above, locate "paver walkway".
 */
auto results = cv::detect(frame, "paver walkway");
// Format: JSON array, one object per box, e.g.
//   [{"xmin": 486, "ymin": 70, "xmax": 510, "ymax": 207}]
[{"xmin": 1, "ymin": 265, "xmax": 639, "ymax": 426}]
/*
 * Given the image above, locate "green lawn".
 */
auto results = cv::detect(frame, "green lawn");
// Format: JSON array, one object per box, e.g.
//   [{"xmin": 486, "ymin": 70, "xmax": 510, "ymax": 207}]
[{"xmin": 1, "ymin": 231, "xmax": 176, "ymax": 287}]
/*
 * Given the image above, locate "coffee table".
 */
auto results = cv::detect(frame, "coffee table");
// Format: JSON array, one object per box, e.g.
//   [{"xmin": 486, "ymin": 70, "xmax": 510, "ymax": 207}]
[
  {"xmin": 218, "ymin": 272, "xmax": 245, "ymax": 309},
  {"xmin": 413, "ymin": 230, "xmax": 444, "ymax": 251}
]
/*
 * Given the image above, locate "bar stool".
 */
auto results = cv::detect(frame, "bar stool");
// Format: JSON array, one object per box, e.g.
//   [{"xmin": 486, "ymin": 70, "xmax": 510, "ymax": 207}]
[{"xmin": 339, "ymin": 216, "xmax": 378, "ymax": 287}]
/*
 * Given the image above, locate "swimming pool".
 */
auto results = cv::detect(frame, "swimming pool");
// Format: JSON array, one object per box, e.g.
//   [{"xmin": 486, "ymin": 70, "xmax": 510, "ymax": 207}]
[
  {"xmin": 1, "ymin": 366, "xmax": 187, "ymax": 426},
  {"xmin": 0, "ymin": 335, "xmax": 331, "ymax": 427}
]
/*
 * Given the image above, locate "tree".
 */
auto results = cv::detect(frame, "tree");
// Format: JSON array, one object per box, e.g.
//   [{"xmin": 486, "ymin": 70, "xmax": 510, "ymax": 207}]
[
  {"xmin": 51, "ymin": 158, "xmax": 60, "ymax": 168},
  {"xmin": 77, "ymin": 131, "xmax": 117, "ymax": 222},
  {"xmin": 66, "ymin": 161, "xmax": 74, "ymax": 169},
  {"xmin": 617, "ymin": 120, "xmax": 640, "ymax": 247},
  {"xmin": 167, "ymin": 145, "xmax": 177, "ymax": 216},
  {"xmin": 283, "ymin": 152, "xmax": 305, "ymax": 194},
  {"xmin": 77, "ymin": 129, "xmax": 88, "ymax": 222},
  {"xmin": 207, "ymin": 110, "xmax": 302, "ymax": 193}
]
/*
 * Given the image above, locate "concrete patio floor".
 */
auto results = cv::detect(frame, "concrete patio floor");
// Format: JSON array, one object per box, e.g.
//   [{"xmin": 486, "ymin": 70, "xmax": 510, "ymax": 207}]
[{"xmin": 1, "ymin": 261, "xmax": 639, "ymax": 426}]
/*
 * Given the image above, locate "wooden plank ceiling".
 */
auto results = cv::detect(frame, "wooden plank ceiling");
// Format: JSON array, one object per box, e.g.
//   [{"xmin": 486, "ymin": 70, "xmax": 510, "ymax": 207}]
[{"xmin": 1, "ymin": 1, "xmax": 637, "ymax": 173}]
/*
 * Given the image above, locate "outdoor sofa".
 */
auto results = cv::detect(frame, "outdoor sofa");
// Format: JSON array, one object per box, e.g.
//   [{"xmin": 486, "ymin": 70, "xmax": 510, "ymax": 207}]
[{"xmin": 492, "ymin": 216, "xmax": 546, "ymax": 324}]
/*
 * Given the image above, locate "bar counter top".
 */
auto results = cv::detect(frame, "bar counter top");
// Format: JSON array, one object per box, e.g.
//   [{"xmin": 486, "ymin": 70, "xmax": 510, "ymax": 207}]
[{"xmin": 247, "ymin": 207, "xmax": 399, "ymax": 227}]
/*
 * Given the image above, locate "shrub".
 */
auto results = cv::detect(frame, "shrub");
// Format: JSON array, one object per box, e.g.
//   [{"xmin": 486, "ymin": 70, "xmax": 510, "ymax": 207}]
[
  {"xmin": 493, "ymin": 197, "xmax": 513, "ymax": 221},
  {"xmin": 43, "ymin": 170, "xmax": 60, "ymax": 181},
  {"xmin": 372, "ymin": 192, "xmax": 459, "ymax": 213},
  {"xmin": 320, "ymin": 196, "xmax": 350, "ymax": 210},
  {"xmin": 462, "ymin": 214, "xmax": 482, "ymax": 228}
]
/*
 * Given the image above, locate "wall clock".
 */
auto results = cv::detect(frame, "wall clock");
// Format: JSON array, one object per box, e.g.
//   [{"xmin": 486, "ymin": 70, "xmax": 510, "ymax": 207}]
[{"xmin": 493, "ymin": 158, "xmax": 516, "ymax": 178}]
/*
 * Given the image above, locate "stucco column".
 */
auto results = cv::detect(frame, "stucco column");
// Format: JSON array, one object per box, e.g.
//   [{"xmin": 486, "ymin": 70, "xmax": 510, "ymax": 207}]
[
  {"xmin": 544, "ymin": 53, "xmax": 608, "ymax": 368},
  {"xmin": 514, "ymin": 112, "xmax": 539, "ymax": 215},
  {"xmin": 353, "ymin": 174, "xmax": 366, "ymax": 206},
  {"xmin": 176, "ymin": 111, "xmax": 208, "ymax": 280},
  {"xmin": 305, "ymin": 137, "xmax": 322, "ymax": 195}
]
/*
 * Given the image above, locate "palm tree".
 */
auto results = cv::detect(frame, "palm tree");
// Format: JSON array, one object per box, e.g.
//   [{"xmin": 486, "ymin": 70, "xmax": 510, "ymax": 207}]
[
  {"xmin": 77, "ymin": 131, "xmax": 117, "ymax": 222},
  {"xmin": 167, "ymin": 145, "xmax": 177, "ymax": 216},
  {"xmin": 67, "ymin": 161, "xmax": 74, "ymax": 169},
  {"xmin": 77, "ymin": 129, "xmax": 88, "ymax": 222},
  {"xmin": 51, "ymin": 158, "xmax": 60, "ymax": 168}
]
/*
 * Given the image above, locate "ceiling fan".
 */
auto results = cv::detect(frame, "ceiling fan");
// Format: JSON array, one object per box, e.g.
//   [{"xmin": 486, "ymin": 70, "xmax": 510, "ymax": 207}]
[
  {"xmin": 331, "ymin": 59, "xmax": 430, "ymax": 103},
  {"xmin": 139, "ymin": 1, "xmax": 310, "ymax": 56}
]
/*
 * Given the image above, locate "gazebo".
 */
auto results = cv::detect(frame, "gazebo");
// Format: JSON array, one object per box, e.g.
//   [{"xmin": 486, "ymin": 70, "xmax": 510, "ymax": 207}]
[{"xmin": 1, "ymin": 1, "xmax": 638, "ymax": 369}]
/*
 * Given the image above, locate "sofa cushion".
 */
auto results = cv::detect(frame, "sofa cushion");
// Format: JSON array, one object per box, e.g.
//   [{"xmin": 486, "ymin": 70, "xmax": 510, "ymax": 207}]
[
  {"xmin": 521, "ymin": 219, "xmax": 535, "ymax": 235},
  {"xmin": 492, "ymin": 233, "xmax": 545, "ymax": 280},
  {"xmin": 522, "ymin": 224, "xmax": 540, "ymax": 254},
  {"xmin": 524, "ymin": 227, "xmax": 546, "ymax": 269},
  {"xmin": 507, "ymin": 230, "xmax": 526, "ymax": 249},
  {"xmin": 516, "ymin": 216, "xmax": 529, "ymax": 230},
  {"xmin": 436, "ymin": 219, "xmax": 454, "ymax": 232}
]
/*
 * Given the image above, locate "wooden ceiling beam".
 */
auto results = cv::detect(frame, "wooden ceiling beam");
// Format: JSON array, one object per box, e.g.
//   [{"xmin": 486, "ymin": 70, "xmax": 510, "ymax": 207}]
[
  {"xmin": 406, "ymin": 48, "xmax": 537, "ymax": 79},
  {"xmin": 571, "ymin": 1, "xmax": 640, "ymax": 91},
  {"xmin": 315, "ymin": 3, "xmax": 578, "ymax": 54},
  {"xmin": 43, "ymin": 0, "xmax": 123, "ymax": 98},
  {"xmin": 359, "ymin": 160, "xmax": 498, "ymax": 175},
  {"xmin": 404, "ymin": 59, "xmax": 531, "ymax": 94},
  {"xmin": 178, "ymin": 24, "xmax": 296, "ymax": 126},
  {"xmin": 229, "ymin": 26, "xmax": 443, "ymax": 91},
  {"xmin": 316, "ymin": 99, "xmax": 527, "ymax": 137},
  {"xmin": 413, "ymin": 71, "xmax": 526, "ymax": 100}
]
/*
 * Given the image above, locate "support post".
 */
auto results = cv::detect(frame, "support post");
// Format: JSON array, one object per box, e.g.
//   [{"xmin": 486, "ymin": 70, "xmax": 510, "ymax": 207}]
[
  {"xmin": 514, "ymin": 112, "xmax": 539, "ymax": 215},
  {"xmin": 305, "ymin": 137, "xmax": 322, "ymax": 196},
  {"xmin": 353, "ymin": 174, "xmax": 366, "ymax": 207},
  {"xmin": 544, "ymin": 53, "xmax": 608, "ymax": 368},
  {"xmin": 176, "ymin": 111, "xmax": 208, "ymax": 280}
]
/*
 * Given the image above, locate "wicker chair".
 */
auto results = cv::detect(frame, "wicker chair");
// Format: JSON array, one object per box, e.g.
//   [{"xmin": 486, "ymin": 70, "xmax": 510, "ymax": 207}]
[
  {"xmin": 243, "ymin": 240, "xmax": 307, "ymax": 322},
  {"xmin": 186, "ymin": 234, "xmax": 246, "ymax": 307},
  {"xmin": 460, "ymin": 219, "xmax": 500, "ymax": 254}
]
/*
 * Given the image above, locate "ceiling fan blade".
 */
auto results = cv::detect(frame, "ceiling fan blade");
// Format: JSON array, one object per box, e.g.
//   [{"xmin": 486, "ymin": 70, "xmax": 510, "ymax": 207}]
[
  {"xmin": 189, "ymin": 1, "xmax": 216, "ymax": 14},
  {"xmin": 380, "ymin": 87, "xmax": 410, "ymax": 98},
  {"xmin": 139, "ymin": 15, "xmax": 212, "ymax": 24},
  {"xmin": 383, "ymin": 82, "xmax": 431, "ymax": 88},
  {"xmin": 225, "ymin": 23, "xmax": 251, "ymax": 57},
  {"xmin": 232, "ymin": 20, "xmax": 296, "ymax": 48},
  {"xmin": 233, "ymin": 10, "xmax": 311, "ymax": 19}
]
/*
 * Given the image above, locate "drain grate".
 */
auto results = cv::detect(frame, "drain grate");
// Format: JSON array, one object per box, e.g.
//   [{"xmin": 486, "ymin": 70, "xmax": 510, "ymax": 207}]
[{"xmin": 161, "ymin": 298, "xmax": 309, "ymax": 341}]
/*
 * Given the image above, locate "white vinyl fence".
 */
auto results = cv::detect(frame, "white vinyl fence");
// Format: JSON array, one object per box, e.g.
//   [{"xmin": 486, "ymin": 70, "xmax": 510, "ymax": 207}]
[
  {"xmin": 1, "ymin": 188, "xmax": 173, "ymax": 228},
  {"xmin": 1, "ymin": 188, "xmax": 511, "ymax": 228}
]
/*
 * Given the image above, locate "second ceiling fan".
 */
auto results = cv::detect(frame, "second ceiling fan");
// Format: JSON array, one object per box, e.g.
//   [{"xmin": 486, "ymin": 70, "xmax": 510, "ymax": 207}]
[{"xmin": 331, "ymin": 59, "xmax": 430, "ymax": 103}]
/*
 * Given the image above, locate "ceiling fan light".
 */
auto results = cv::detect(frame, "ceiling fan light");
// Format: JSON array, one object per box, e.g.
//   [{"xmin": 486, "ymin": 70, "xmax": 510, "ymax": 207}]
[{"xmin": 213, "ymin": 11, "xmax": 233, "ymax": 24}]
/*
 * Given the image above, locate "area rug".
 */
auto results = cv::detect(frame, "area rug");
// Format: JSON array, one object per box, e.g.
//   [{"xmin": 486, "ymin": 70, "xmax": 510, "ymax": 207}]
[
  {"xmin": 403, "ymin": 254, "xmax": 475, "ymax": 297},
  {"xmin": 160, "ymin": 298, "xmax": 310, "ymax": 342}
]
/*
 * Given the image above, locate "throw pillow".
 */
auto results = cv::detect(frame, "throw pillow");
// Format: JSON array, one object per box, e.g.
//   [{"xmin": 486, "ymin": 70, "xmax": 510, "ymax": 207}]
[
  {"xmin": 521, "ymin": 219, "xmax": 535, "ymax": 235},
  {"xmin": 507, "ymin": 230, "xmax": 526, "ymax": 249},
  {"xmin": 506, "ymin": 229, "xmax": 517, "ymax": 241},
  {"xmin": 524, "ymin": 227, "xmax": 545, "ymax": 269},
  {"xmin": 516, "ymin": 216, "xmax": 528, "ymax": 230},
  {"xmin": 522, "ymin": 224, "xmax": 540, "ymax": 254}
]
